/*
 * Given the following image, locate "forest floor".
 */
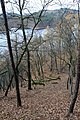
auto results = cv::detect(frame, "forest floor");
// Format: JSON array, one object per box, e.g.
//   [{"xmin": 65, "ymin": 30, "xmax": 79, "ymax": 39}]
[{"xmin": 0, "ymin": 73, "xmax": 80, "ymax": 120}]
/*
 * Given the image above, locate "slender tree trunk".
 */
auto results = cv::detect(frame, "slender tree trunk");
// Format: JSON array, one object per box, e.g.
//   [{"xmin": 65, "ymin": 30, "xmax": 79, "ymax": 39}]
[
  {"xmin": 67, "ymin": 3, "xmax": 80, "ymax": 115},
  {"xmin": 6, "ymin": 57, "xmax": 11, "ymax": 90},
  {"xmin": 50, "ymin": 52, "xmax": 54, "ymax": 72},
  {"xmin": 36, "ymin": 51, "xmax": 42, "ymax": 79},
  {"xmin": 5, "ymin": 76, "xmax": 13, "ymax": 96},
  {"xmin": 59, "ymin": 38, "xmax": 62, "ymax": 73},
  {"xmin": 27, "ymin": 47, "xmax": 32, "ymax": 90},
  {"xmin": 19, "ymin": 3, "xmax": 32, "ymax": 90},
  {"xmin": 54, "ymin": 54, "xmax": 58, "ymax": 73},
  {"xmin": 68, "ymin": 49, "xmax": 80, "ymax": 114},
  {"xmin": 1, "ymin": 0, "xmax": 21, "ymax": 106},
  {"xmin": 67, "ymin": 53, "xmax": 73, "ymax": 95},
  {"xmin": 15, "ymin": 35, "xmax": 19, "ymax": 84}
]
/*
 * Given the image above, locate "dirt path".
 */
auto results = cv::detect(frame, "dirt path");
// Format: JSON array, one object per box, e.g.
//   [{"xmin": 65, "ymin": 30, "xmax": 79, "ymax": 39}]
[{"xmin": 0, "ymin": 74, "xmax": 80, "ymax": 120}]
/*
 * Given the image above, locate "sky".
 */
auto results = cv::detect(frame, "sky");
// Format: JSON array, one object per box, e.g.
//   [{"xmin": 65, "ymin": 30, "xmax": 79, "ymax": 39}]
[{"xmin": 0, "ymin": 0, "xmax": 78, "ymax": 14}]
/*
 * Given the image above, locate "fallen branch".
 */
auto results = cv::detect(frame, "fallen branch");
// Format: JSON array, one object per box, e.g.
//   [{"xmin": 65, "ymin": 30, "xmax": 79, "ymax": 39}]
[
  {"xmin": 45, "ymin": 76, "xmax": 61, "ymax": 81},
  {"xmin": 31, "ymin": 76, "xmax": 61, "ymax": 86},
  {"xmin": 32, "ymin": 79, "xmax": 45, "ymax": 86}
]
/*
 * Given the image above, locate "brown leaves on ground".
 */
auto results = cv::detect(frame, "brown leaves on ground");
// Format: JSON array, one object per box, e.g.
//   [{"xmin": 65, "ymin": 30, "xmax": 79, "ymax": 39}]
[{"xmin": 0, "ymin": 74, "xmax": 80, "ymax": 120}]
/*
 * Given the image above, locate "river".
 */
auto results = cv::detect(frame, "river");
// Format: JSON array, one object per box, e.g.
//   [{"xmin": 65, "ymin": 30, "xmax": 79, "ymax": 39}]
[{"xmin": 0, "ymin": 28, "xmax": 45, "ymax": 51}]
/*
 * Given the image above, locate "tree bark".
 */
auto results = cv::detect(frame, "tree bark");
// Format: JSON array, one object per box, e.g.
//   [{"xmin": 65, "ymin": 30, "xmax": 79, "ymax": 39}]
[
  {"xmin": 68, "ymin": 49, "xmax": 80, "ymax": 114},
  {"xmin": 27, "ymin": 47, "xmax": 32, "ymax": 90},
  {"xmin": 67, "ymin": 3, "xmax": 80, "ymax": 115}
]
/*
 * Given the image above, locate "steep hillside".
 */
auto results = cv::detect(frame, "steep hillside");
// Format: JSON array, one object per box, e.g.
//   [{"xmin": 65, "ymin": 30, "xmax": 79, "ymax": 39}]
[{"xmin": 0, "ymin": 74, "xmax": 80, "ymax": 120}]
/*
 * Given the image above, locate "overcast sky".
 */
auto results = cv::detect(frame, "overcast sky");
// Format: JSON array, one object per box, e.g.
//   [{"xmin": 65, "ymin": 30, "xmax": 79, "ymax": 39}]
[{"xmin": 0, "ymin": 0, "xmax": 78, "ymax": 14}]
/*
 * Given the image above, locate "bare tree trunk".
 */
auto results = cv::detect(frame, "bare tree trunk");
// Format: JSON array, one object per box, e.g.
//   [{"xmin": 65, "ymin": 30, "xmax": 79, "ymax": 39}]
[
  {"xmin": 1, "ymin": 0, "xmax": 21, "ymax": 106},
  {"xmin": 19, "ymin": 1, "xmax": 32, "ymax": 90},
  {"xmin": 67, "ymin": 3, "xmax": 80, "ymax": 115},
  {"xmin": 27, "ymin": 47, "xmax": 32, "ymax": 90},
  {"xmin": 59, "ymin": 39, "xmax": 62, "ymax": 73},
  {"xmin": 6, "ymin": 57, "xmax": 12, "ymax": 91},
  {"xmin": 50, "ymin": 43, "xmax": 54, "ymax": 72},
  {"xmin": 5, "ymin": 76, "xmax": 13, "ymax": 96},
  {"xmin": 67, "ymin": 49, "xmax": 80, "ymax": 114},
  {"xmin": 38, "ymin": 52, "xmax": 44, "ymax": 79},
  {"xmin": 67, "ymin": 53, "xmax": 73, "ymax": 95}
]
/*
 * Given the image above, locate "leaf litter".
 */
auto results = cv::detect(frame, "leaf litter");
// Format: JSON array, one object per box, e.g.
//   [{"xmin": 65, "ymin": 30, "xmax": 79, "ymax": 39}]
[{"xmin": 0, "ymin": 74, "xmax": 80, "ymax": 120}]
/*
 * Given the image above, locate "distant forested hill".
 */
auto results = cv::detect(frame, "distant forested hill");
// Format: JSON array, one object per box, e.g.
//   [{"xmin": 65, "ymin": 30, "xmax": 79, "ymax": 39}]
[{"xmin": 0, "ymin": 8, "xmax": 78, "ymax": 31}]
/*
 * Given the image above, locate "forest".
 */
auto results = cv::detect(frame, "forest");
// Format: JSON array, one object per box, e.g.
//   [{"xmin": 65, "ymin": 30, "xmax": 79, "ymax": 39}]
[{"xmin": 0, "ymin": 0, "xmax": 80, "ymax": 120}]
